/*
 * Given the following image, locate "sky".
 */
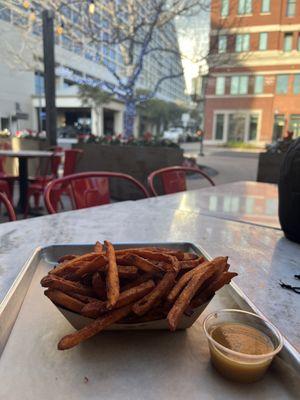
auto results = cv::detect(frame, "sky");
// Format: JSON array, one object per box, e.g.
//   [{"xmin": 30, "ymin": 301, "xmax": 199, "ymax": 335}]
[{"xmin": 176, "ymin": 5, "xmax": 211, "ymax": 93}]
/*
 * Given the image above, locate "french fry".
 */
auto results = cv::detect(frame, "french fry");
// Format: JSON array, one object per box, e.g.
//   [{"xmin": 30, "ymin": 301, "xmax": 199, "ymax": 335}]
[
  {"xmin": 105, "ymin": 240, "xmax": 120, "ymax": 308},
  {"xmin": 123, "ymin": 254, "xmax": 163, "ymax": 275},
  {"xmin": 179, "ymin": 257, "xmax": 205, "ymax": 270},
  {"xmin": 132, "ymin": 272, "xmax": 176, "ymax": 316},
  {"xmin": 118, "ymin": 265, "xmax": 138, "ymax": 279},
  {"xmin": 58, "ymin": 305, "xmax": 132, "ymax": 350},
  {"xmin": 41, "ymin": 275, "xmax": 95, "ymax": 296},
  {"xmin": 45, "ymin": 289, "xmax": 85, "ymax": 313},
  {"xmin": 92, "ymin": 272, "xmax": 106, "ymax": 299},
  {"xmin": 67, "ymin": 292, "xmax": 99, "ymax": 304},
  {"xmin": 82, "ymin": 280, "xmax": 155, "ymax": 318},
  {"xmin": 73, "ymin": 255, "xmax": 107, "ymax": 278},
  {"xmin": 94, "ymin": 241, "xmax": 103, "ymax": 253},
  {"xmin": 49, "ymin": 252, "xmax": 99, "ymax": 276},
  {"xmin": 58, "ymin": 254, "xmax": 76, "ymax": 263},
  {"xmin": 121, "ymin": 273, "xmax": 153, "ymax": 291},
  {"xmin": 167, "ymin": 264, "xmax": 221, "ymax": 331},
  {"xmin": 167, "ymin": 257, "xmax": 227, "ymax": 305},
  {"xmin": 191, "ymin": 272, "xmax": 237, "ymax": 308}
]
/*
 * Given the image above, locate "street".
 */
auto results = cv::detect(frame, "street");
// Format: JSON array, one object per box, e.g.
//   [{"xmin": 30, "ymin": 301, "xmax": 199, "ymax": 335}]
[{"xmin": 181, "ymin": 143, "xmax": 260, "ymax": 189}]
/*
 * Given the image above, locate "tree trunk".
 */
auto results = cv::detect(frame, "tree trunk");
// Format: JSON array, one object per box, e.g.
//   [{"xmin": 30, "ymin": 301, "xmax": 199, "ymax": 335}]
[{"xmin": 123, "ymin": 99, "xmax": 136, "ymax": 137}]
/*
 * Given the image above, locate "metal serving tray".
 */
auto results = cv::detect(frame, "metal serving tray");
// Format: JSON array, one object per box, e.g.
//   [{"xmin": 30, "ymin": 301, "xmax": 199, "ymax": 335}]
[{"xmin": 0, "ymin": 243, "xmax": 299, "ymax": 400}]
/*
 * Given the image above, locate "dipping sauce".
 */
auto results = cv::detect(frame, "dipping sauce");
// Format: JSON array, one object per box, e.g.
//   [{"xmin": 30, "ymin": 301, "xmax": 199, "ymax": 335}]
[{"xmin": 209, "ymin": 323, "xmax": 274, "ymax": 383}]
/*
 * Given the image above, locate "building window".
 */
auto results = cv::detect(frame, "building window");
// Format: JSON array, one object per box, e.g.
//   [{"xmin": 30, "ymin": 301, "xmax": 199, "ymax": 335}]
[
  {"xmin": 286, "ymin": 0, "xmax": 296, "ymax": 17},
  {"xmin": 236, "ymin": 34, "xmax": 250, "ymax": 52},
  {"xmin": 221, "ymin": 0, "xmax": 229, "ymax": 17},
  {"xmin": 249, "ymin": 114, "xmax": 259, "ymax": 141},
  {"xmin": 294, "ymin": 74, "xmax": 300, "ymax": 94},
  {"xmin": 228, "ymin": 113, "xmax": 246, "ymax": 141},
  {"xmin": 238, "ymin": 0, "xmax": 252, "ymax": 15},
  {"xmin": 259, "ymin": 33, "xmax": 268, "ymax": 50},
  {"xmin": 273, "ymin": 115, "xmax": 285, "ymax": 140},
  {"xmin": 261, "ymin": 0, "xmax": 270, "ymax": 13},
  {"xmin": 34, "ymin": 71, "xmax": 44, "ymax": 94},
  {"xmin": 289, "ymin": 115, "xmax": 300, "ymax": 137},
  {"xmin": 218, "ymin": 35, "xmax": 227, "ymax": 53},
  {"xmin": 254, "ymin": 76, "xmax": 264, "ymax": 94},
  {"xmin": 231, "ymin": 76, "xmax": 249, "ymax": 95},
  {"xmin": 216, "ymin": 77, "xmax": 226, "ymax": 95},
  {"xmin": 284, "ymin": 33, "xmax": 293, "ymax": 51},
  {"xmin": 276, "ymin": 75, "xmax": 289, "ymax": 94},
  {"xmin": 215, "ymin": 114, "xmax": 225, "ymax": 140}
]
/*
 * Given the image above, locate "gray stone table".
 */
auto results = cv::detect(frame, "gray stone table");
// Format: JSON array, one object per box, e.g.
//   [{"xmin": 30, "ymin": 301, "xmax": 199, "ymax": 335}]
[
  {"xmin": 0, "ymin": 198, "xmax": 299, "ymax": 353},
  {"xmin": 144, "ymin": 180, "xmax": 280, "ymax": 229}
]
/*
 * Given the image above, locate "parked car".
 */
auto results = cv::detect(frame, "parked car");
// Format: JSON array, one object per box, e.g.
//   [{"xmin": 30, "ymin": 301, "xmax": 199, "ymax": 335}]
[{"xmin": 163, "ymin": 127, "xmax": 186, "ymax": 143}]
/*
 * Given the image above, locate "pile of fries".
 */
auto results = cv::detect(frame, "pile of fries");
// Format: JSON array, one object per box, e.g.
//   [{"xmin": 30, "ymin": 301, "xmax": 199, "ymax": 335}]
[{"xmin": 41, "ymin": 241, "xmax": 237, "ymax": 350}]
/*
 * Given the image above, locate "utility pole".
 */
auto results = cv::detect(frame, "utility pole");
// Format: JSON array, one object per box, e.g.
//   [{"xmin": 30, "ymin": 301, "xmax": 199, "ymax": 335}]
[{"xmin": 42, "ymin": 9, "xmax": 57, "ymax": 146}]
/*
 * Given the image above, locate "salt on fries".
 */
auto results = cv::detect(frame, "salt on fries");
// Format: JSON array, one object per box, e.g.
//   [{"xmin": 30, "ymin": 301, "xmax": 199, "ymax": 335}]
[{"xmin": 41, "ymin": 242, "xmax": 237, "ymax": 350}]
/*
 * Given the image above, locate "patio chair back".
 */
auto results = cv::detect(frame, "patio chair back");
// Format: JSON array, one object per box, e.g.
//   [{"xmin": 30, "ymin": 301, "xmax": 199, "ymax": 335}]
[
  {"xmin": 147, "ymin": 166, "xmax": 215, "ymax": 196},
  {"xmin": 63, "ymin": 149, "xmax": 83, "ymax": 176},
  {"xmin": 0, "ymin": 192, "xmax": 16, "ymax": 221},
  {"xmin": 44, "ymin": 171, "xmax": 149, "ymax": 214}
]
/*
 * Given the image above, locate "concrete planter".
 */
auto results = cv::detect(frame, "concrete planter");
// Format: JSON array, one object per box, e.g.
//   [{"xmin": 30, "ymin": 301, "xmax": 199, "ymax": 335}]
[
  {"xmin": 73, "ymin": 143, "xmax": 184, "ymax": 200},
  {"xmin": 256, "ymin": 152, "xmax": 285, "ymax": 184}
]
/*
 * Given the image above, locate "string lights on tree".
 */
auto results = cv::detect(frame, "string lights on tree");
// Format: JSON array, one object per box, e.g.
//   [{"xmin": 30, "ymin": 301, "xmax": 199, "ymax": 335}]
[{"xmin": 88, "ymin": 1, "xmax": 95, "ymax": 15}]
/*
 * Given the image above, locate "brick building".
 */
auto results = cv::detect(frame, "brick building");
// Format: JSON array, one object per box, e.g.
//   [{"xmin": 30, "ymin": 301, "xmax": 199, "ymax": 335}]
[{"xmin": 205, "ymin": 0, "xmax": 300, "ymax": 144}]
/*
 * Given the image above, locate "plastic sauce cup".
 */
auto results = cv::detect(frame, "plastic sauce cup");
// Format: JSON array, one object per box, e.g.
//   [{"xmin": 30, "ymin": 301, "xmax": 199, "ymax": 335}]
[{"xmin": 203, "ymin": 309, "xmax": 283, "ymax": 383}]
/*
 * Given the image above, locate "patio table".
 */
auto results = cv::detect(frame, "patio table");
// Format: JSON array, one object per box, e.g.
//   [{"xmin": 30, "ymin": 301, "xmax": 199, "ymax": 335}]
[
  {"xmin": 0, "ymin": 186, "xmax": 299, "ymax": 398},
  {"xmin": 0, "ymin": 150, "xmax": 54, "ymax": 214},
  {"xmin": 144, "ymin": 181, "xmax": 280, "ymax": 229}
]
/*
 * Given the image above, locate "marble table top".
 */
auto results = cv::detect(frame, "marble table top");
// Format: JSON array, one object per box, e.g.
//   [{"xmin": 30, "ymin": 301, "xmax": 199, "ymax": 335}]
[
  {"xmin": 0, "ymin": 150, "xmax": 53, "ymax": 158},
  {"xmin": 144, "ymin": 181, "xmax": 280, "ymax": 229},
  {"xmin": 0, "ymin": 199, "xmax": 299, "ymax": 353}
]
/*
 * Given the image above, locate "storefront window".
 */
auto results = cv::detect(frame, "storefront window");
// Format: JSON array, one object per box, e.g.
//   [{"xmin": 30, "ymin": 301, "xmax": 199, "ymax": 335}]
[
  {"xmin": 228, "ymin": 113, "xmax": 246, "ymax": 141},
  {"xmin": 289, "ymin": 115, "xmax": 300, "ymax": 137},
  {"xmin": 215, "ymin": 114, "xmax": 225, "ymax": 140},
  {"xmin": 272, "ymin": 114, "xmax": 285, "ymax": 141},
  {"xmin": 249, "ymin": 114, "xmax": 259, "ymax": 141}
]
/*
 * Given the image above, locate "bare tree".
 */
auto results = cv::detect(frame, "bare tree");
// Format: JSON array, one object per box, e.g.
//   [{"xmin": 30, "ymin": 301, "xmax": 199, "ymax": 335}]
[{"xmin": 1, "ymin": 1, "xmax": 213, "ymax": 136}]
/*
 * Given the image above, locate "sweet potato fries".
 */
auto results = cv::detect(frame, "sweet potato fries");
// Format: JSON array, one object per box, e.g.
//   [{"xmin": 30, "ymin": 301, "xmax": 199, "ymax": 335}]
[{"xmin": 41, "ymin": 242, "xmax": 237, "ymax": 350}]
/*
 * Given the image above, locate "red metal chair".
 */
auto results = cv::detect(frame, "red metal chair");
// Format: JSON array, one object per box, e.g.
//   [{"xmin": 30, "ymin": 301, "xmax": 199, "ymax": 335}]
[
  {"xmin": 44, "ymin": 171, "xmax": 149, "ymax": 214},
  {"xmin": 63, "ymin": 149, "xmax": 83, "ymax": 176},
  {"xmin": 147, "ymin": 166, "xmax": 215, "ymax": 196},
  {"xmin": 25, "ymin": 153, "xmax": 62, "ymax": 217},
  {"xmin": 0, "ymin": 192, "xmax": 16, "ymax": 221}
]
